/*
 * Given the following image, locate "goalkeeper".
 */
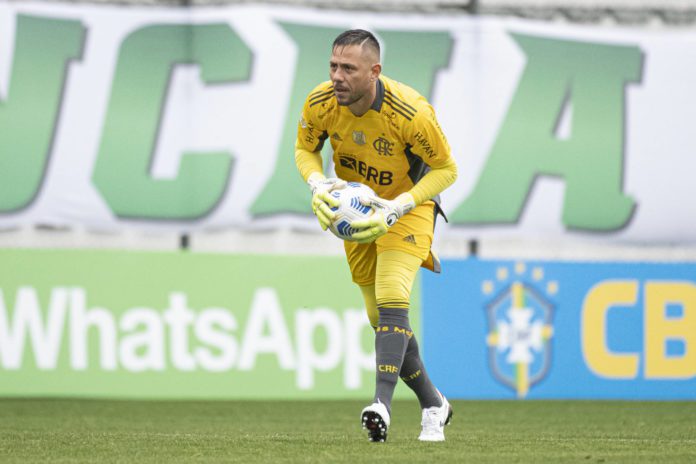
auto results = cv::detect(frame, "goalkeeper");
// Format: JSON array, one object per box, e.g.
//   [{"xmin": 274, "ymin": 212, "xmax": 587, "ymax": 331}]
[{"xmin": 294, "ymin": 29, "xmax": 458, "ymax": 443}]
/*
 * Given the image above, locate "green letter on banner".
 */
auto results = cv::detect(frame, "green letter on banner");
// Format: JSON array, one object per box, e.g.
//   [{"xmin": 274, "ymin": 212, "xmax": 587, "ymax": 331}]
[
  {"xmin": 250, "ymin": 25, "xmax": 452, "ymax": 216},
  {"xmin": 93, "ymin": 24, "xmax": 251, "ymax": 220},
  {"xmin": 451, "ymin": 33, "xmax": 642, "ymax": 230},
  {"xmin": 250, "ymin": 23, "xmax": 343, "ymax": 216},
  {"xmin": 0, "ymin": 15, "xmax": 84, "ymax": 212}
]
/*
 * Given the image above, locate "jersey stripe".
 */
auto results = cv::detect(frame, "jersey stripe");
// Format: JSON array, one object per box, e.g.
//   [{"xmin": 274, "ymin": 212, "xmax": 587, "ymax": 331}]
[
  {"xmin": 309, "ymin": 93, "xmax": 335, "ymax": 107},
  {"xmin": 384, "ymin": 90, "xmax": 417, "ymax": 113},
  {"xmin": 310, "ymin": 86, "xmax": 333, "ymax": 98},
  {"xmin": 310, "ymin": 89, "xmax": 335, "ymax": 103},
  {"xmin": 384, "ymin": 95, "xmax": 416, "ymax": 119},
  {"xmin": 384, "ymin": 100, "xmax": 414, "ymax": 121},
  {"xmin": 384, "ymin": 95, "xmax": 415, "ymax": 117}
]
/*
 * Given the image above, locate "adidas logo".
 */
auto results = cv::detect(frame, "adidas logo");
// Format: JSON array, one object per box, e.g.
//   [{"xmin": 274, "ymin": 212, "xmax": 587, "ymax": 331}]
[
  {"xmin": 403, "ymin": 235, "xmax": 416, "ymax": 244},
  {"xmin": 331, "ymin": 132, "xmax": 343, "ymax": 141}
]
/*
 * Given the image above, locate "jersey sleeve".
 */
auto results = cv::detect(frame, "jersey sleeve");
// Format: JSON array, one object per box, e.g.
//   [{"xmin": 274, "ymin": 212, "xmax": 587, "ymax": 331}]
[
  {"xmin": 295, "ymin": 83, "xmax": 332, "ymax": 155},
  {"xmin": 405, "ymin": 105, "xmax": 458, "ymax": 205},
  {"xmin": 407, "ymin": 103, "xmax": 452, "ymax": 169},
  {"xmin": 294, "ymin": 83, "xmax": 332, "ymax": 182}
]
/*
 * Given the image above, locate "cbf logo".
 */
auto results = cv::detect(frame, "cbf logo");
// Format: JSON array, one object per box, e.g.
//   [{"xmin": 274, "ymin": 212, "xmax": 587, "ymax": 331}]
[{"xmin": 482, "ymin": 263, "xmax": 556, "ymax": 398}]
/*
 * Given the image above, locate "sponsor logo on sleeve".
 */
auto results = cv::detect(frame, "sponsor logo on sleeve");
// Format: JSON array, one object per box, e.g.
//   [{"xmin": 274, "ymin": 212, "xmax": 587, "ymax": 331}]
[{"xmin": 414, "ymin": 131, "xmax": 437, "ymax": 159}]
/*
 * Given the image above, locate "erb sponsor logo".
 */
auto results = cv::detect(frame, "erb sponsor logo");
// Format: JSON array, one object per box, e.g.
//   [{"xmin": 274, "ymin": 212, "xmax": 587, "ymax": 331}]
[
  {"xmin": 483, "ymin": 263, "xmax": 556, "ymax": 398},
  {"xmin": 338, "ymin": 155, "xmax": 393, "ymax": 185}
]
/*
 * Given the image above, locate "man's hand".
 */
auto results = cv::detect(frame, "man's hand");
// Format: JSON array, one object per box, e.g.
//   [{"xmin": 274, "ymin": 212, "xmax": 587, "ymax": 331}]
[
  {"xmin": 307, "ymin": 175, "xmax": 347, "ymax": 230},
  {"xmin": 351, "ymin": 192, "xmax": 416, "ymax": 244}
]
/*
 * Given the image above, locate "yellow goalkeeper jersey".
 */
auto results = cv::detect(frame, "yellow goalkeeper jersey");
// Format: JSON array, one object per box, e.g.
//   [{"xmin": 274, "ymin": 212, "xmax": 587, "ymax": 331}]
[{"xmin": 295, "ymin": 75, "xmax": 455, "ymax": 210}]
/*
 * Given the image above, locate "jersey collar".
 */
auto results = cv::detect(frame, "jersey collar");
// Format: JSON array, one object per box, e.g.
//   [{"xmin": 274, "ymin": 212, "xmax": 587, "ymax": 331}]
[{"xmin": 370, "ymin": 78, "xmax": 385, "ymax": 113}]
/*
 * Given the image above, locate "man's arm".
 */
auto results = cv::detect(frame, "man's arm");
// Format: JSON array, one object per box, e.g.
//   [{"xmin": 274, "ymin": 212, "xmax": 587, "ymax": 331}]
[
  {"xmin": 404, "ymin": 105, "xmax": 458, "ymax": 205},
  {"xmin": 407, "ymin": 156, "xmax": 458, "ymax": 206},
  {"xmin": 294, "ymin": 91, "xmax": 345, "ymax": 230},
  {"xmin": 295, "ymin": 147, "xmax": 324, "ymax": 183},
  {"xmin": 294, "ymin": 82, "xmax": 333, "ymax": 182}
]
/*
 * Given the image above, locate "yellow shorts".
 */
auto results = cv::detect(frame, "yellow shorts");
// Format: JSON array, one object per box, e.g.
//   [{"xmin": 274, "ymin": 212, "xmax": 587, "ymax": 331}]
[{"xmin": 344, "ymin": 200, "xmax": 441, "ymax": 286}]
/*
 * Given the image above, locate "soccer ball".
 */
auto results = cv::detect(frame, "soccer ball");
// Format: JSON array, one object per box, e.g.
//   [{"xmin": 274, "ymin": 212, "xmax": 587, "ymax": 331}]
[{"xmin": 328, "ymin": 182, "xmax": 375, "ymax": 241}]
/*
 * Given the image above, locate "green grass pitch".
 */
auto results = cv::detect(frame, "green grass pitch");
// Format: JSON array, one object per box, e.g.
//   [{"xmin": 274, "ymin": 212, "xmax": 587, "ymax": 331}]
[{"xmin": 1, "ymin": 399, "xmax": 694, "ymax": 463}]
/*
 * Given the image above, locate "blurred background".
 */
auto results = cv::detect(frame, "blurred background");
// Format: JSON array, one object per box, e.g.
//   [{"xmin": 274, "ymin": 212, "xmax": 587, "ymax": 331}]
[{"xmin": 0, "ymin": 0, "xmax": 695, "ymax": 401}]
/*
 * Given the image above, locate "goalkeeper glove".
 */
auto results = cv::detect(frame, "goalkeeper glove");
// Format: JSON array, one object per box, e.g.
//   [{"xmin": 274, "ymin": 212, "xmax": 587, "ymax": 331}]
[
  {"xmin": 307, "ymin": 173, "xmax": 347, "ymax": 230},
  {"xmin": 351, "ymin": 192, "xmax": 416, "ymax": 244}
]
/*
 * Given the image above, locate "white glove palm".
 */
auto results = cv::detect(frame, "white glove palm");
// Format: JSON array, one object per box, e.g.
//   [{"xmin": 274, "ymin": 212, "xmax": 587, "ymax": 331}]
[
  {"xmin": 308, "ymin": 175, "xmax": 347, "ymax": 230},
  {"xmin": 351, "ymin": 192, "xmax": 416, "ymax": 244}
]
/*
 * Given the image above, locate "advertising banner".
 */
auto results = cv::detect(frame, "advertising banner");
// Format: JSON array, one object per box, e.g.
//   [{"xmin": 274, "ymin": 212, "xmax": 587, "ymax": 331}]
[
  {"xmin": 0, "ymin": 249, "xmax": 424, "ymax": 399},
  {"xmin": 423, "ymin": 258, "xmax": 696, "ymax": 399},
  {"xmin": 1, "ymin": 3, "xmax": 696, "ymax": 243}
]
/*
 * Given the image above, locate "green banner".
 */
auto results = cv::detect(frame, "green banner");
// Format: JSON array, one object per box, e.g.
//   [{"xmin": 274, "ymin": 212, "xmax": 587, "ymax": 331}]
[
  {"xmin": 6, "ymin": 4, "xmax": 692, "ymax": 243},
  {"xmin": 0, "ymin": 249, "xmax": 421, "ymax": 399}
]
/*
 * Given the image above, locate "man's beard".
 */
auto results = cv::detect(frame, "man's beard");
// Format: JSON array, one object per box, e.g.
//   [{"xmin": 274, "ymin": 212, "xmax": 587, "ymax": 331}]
[{"xmin": 335, "ymin": 90, "xmax": 362, "ymax": 107}]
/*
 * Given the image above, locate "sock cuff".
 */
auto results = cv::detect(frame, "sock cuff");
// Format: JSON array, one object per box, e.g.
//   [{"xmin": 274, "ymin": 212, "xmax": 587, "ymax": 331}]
[{"xmin": 377, "ymin": 307, "xmax": 411, "ymax": 330}]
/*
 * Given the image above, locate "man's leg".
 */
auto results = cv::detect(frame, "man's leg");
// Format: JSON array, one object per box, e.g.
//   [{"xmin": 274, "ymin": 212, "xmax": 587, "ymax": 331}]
[
  {"xmin": 359, "ymin": 283, "xmax": 440, "ymax": 408},
  {"xmin": 359, "ymin": 250, "xmax": 420, "ymax": 441},
  {"xmin": 372, "ymin": 250, "xmax": 432, "ymax": 412},
  {"xmin": 400, "ymin": 335, "xmax": 442, "ymax": 408},
  {"xmin": 366, "ymin": 248, "xmax": 452, "ymax": 442},
  {"xmin": 358, "ymin": 203, "xmax": 452, "ymax": 441}
]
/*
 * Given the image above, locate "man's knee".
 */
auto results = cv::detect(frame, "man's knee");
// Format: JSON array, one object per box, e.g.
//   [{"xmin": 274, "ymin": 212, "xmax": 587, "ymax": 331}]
[{"xmin": 375, "ymin": 250, "xmax": 421, "ymax": 309}]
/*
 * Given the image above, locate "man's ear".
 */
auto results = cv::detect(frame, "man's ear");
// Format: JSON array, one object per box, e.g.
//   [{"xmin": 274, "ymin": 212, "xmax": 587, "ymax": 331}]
[{"xmin": 371, "ymin": 63, "xmax": 382, "ymax": 81}]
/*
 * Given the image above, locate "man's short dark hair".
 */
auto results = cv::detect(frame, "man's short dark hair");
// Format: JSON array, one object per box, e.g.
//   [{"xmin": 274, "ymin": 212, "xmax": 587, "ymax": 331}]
[{"xmin": 332, "ymin": 29, "xmax": 380, "ymax": 59}]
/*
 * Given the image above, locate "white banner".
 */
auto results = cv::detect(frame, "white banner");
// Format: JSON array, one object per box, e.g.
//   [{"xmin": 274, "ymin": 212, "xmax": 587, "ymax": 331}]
[{"xmin": 1, "ymin": 3, "xmax": 695, "ymax": 243}]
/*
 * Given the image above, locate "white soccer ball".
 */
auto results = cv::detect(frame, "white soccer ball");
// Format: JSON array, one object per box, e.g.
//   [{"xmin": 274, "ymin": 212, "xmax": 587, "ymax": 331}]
[{"xmin": 328, "ymin": 182, "xmax": 375, "ymax": 241}]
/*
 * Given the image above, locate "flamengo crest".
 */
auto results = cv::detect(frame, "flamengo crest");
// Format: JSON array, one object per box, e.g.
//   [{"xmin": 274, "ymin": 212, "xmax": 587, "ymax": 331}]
[{"xmin": 372, "ymin": 136, "xmax": 394, "ymax": 156}]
